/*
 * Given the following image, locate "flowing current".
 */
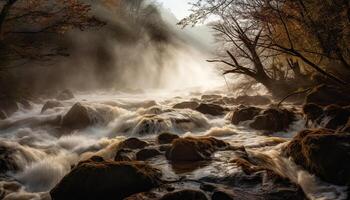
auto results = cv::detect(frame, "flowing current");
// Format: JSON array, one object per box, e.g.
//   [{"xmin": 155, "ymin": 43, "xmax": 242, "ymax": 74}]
[{"xmin": 0, "ymin": 89, "xmax": 347, "ymax": 200}]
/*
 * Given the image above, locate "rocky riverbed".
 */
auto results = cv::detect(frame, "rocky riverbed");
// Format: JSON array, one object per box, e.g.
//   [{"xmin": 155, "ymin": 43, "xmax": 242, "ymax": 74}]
[{"xmin": 0, "ymin": 87, "xmax": 349, "ymax": 200}]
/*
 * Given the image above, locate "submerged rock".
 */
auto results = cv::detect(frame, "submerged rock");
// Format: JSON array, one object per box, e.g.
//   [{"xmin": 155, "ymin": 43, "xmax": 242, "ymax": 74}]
[
  {"xmin": 284, "ymin": 129, "xmax": 350, "ymax": 185},
  {"xmin": 159, "ymin": 190, "xmax": 208, "ymax": 200},
  {"xmin": 231, "ymin": 106, "xmax": 262, "ymax": 125},
  {"xmin": 119, "ymin": 138, "xmax": 148, "ymax": 150},
  {"xmin": 195, "ymin": 103, "xmax": 225, "ymax": 116},
  {"xmin": 136, "ymin": 148, "xmax": 162, "ymax": 161},
  {"xmin": 173, "ymin": 101, "xmax": 199, "ymax": 110},
  {"xmin": 305, "ymin": 85, "xmax": 350, "ymax": 106},
  {"xmin": 250, "ymin": 108, "xmax": 296, "ymax": 132},
  {"xmin": 166, "ymin": 137, "xmax": 228, "ymax": 162},
  {"xmin": 50, "ymin": 158, "xmax": 161, "ymax": 200},
  {"xmin": 56, "ymin": 89, "xmax": 74, "ymax": 101},
  {"xmin": 157, "ymin": 133, "xmax": 179, "ymax": 144},
  {"xmin": 41, "ymin": 100, "xmax": 64, "ymax": 114}
]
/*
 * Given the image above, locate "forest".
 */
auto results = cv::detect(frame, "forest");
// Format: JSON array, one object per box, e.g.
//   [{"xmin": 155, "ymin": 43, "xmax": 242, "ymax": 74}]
[{"xmin": 0, "ymin": 0, "xmax": 350, "ymax": 200}]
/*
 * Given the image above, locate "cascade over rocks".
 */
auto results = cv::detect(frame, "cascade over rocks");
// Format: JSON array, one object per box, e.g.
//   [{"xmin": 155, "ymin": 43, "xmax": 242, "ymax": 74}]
[
  {"xmin": 166, "ymin": 137, "xmax": 228, "ymax": 161},
  {"xmin": 231, "ymin": 106, "xmax": 262, "ymax": 125},
  {"xmin": 157, "ymin": 132, "xmax": 179, "ymax": 144},
  {"xmin": 195, "ymin": 103, "xmax": 226, "ymax": 116},
  {"xmin": 50, "ymin": 157, "xmax": 162, "ymax": 200},
  {"xmin": 41, "ymin": 100, "xmax": 64, "ymax": 114},
  {"xmin": 283, "ymin": 129, "xmax": 350, "ymax": 185},
  {"xmin": 250, "ymin": 108, "xmax": 296, "ymax": 132},
  {"xmin": 0, "ymin": 145, "xmax": 18, "ymax": 174}
]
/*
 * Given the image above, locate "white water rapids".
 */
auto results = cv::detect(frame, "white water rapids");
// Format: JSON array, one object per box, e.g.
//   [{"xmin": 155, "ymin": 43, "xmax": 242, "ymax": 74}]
[{"xmin": 0, "ymin": 89, "xmax": 348, "ymax": 200}]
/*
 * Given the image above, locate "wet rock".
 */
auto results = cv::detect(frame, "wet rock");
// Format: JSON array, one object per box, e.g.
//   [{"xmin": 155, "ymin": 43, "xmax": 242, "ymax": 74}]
[
  {"xmin": 302, "ymin": 103, "xmax": 323, "ymax": 125},
  {"xmin": 41, "ymin": 101, "xmax": 64, "ymax": 114},
  {"xmin": 114, "ymin": 149, "xmax": 135, "ymax": 162},
  {"xmin": 18, "ymin": 99, "xmax": 32, "ymax": 110},
  {"xmin": 195, "ymin": 103, "xmax": 225, "ymax": 116},
  {"xmin": 250, "ymin": 108, "xmax": 296, "ymax": 132},
  {"xmin": 133, "ymin": 117, "xmax": 169, "ymax": 135},
  {"xmin": 305, "ymin": 85, "xmax": 350, "ymax": 106},
  {"xmin": 231, "ymin": 106, "xmax": 262, "ymax": 125},
  {"xmin": 56, "ymin": 89, "xmax": 74, "ymax": 101},
  {"xmin": 136, "ymin": 148, "xmax": 162, "ymax": 161},
  {"xmin": 0, "ymin": 110, "xmax": 7, "ymax": 120},
  {"xmin": 159, "ymin": 190, "xmax": 208, "ymax": 200},
  {"xmin": 284, "ymin": 129, "xmax": 350, "ymax": 185},
  {"xmin": 159, "ymin": 144, "xmax": 172, "ymax": 152},
  {"xmin": 0, "ymin": 145, "xmax": 18, "ymax": 174},
  {"xmin": 119, "ymin": 138, "xmax": 148, "ymax": 150},
  {"xmin": 0, "ymin": 98, "xmax": 19, "ymax": 116},
  {"xmin": 173, "ymin": 101, "xmax": 199, "ymax": 110},
  {"xmin": 166, "ymin": 137, "xmax": 228, "ymax": 162},
  {"xmin": 211, "ymin": 190, "xmax": 234, "ymax": 200},
  {"xmin": 50, "ymin": 158, "xmax": 161, "ymax": 200},
  {"xmin": 157, "ymin": 133, "xmax": 179, "ymax": 144},
  {"xmin": 235, "ymin": 95, "xmax": 271, "ymax": 105},
  {"xmin": 201, "ymin": 94, "xmax": 222, "ymax": 101},
  {"xmin": 322, "ymin": 104, "xmax": 350, "ymax": 130}
]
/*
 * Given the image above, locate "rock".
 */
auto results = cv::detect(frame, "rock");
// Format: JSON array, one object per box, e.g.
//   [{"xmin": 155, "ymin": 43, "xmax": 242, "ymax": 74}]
[
  {"xmin": 305, "ymin": 85, "xmax": 350, "ymax": 106},
  {"xmin": 231, "ymin": 106, "xmax": 262, "ymax": 125},
  {"xmin": 56, "ymin": 89, "xmax": 74, "ymax": 101},
  {"xmin": 322, "ymin": 105, "xmax": 350, "ymax": 130},
  {"xmin": 18, "ymin": 99, "xmax": 32, "ymax": 110},
  {"xmin": 195, "ymin": 103, "xmax": 225, "ymax": 116},
  {"xmin": 114, "ymin": 149, "xmax": 135, "ymax": 162},
  {"xmin": 159, "ymin": 190, "xmax": 208, "ymax": 200},
  {"xmin": 341, "ymin": 118, "xmax": 350, "ymax": 132},
  {"xmin": 212, "ymin": 190, "xmax": 234, "ymax": 200},
  {"xmin": 0, "ymin": 145, "xmax": 18, "ymax": 174},
  {"xmin": 173, "ymin": 101, "xmax": 199, "ymax": 110},
  {"xmin": 235, "ymin": 95, "xmax": 271, "ymax": 105},
  {"xmin": 133, "ymin": 117, "xmax": 169, "ymax": 135},
  {"xmin": 166, "ymin": 137, "xmax": 228, "ymax": 162},
  {"xmin": 250, "ymin": 108, "xmax": 296, "ymax": 132},
  {"xmin": 302, "ymin": 103, "xmax": 323, "ymax": 125},
  {"xmin": 283, "ymin": 129, "xmax": 350, "ymax": 185},
  {"xmin": 136, "ymin": 148, "xmax": 162, "ymax": 161},
  {"xmin": 0, "ymin": 110, "xmax": 7, "ymax": 120},
  {"xmin": 50, "ymin": 158, "xmax": 161, "ymax": 200},
  {"xmin": 201, "ymin": 94, "xmax": 222, "ymax": 101},
  {"xmin": 0, "ymin": 98, "xmax": 19, "ymax": 116},
  {"xmin": 41, "ymin": 101, "xmax": 64, "ymax": 114},
  {"xmin": 119, "ymin": 138, "xmax": 148, "ymax": 150},
  {"xmin": 157, "ymin": 133, "xmax": 179, "ymax": 144}
]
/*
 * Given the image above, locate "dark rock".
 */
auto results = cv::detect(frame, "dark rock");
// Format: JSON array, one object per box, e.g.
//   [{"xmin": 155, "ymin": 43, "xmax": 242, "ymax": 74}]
[
  {"xmin": 0, "ymin": 98, "xmax": 19, "ymax": 116},
  {"xmin": 173, "ymin": 101, "xmax": 199, "ymax": 110},
  {"xmin": 302, "ymin": 103, "xmax": 323, "ymax": 125},
  {"xmin": 18, "ymin": 99, "xmax": 32, "ymax": 110},
  {"xmin": 341, "ymin": 118, "xmax": 350, "ymax": 132},
  {"xmin": 136, "ymin": 148, "xmax": 162, "ymax": 161},
  {"xmin": 159, "ymin": 144, "xmax": 172, "ymax": 152},
  {"xmin": 50, "ymin": 159, "xmax": 161, "ymax": 200},
  {"xmin": 305, "ymin": 85, "xmax": 350, "ymax": 106},
  {"xmin": 195, "ymin": 103, "xmax": 225, "ymax": 116},
  {"xmin": 231, "ymin": 106, "xmax": 262, "ymax": 125},
  {"xmin": 235, "ymin": 95, "xmax": 271, "ymax": 105},
  {"xmin": 283, "ymin": 129, "xmax": 350, "ymax": 185},
  {"xmin": 0, "ymin": 110, "xmax": 7, "ymax": 120},
  {"xmin": 159, "ymin": 190, "xmax": 208, "ymax": 200},
  {"xmin": 157, "ymin": 133, "xmax": 179, "ymax": 144},
  {"xmin": 201, "ymin": 94, "xmax": 222, "ymax": 100},
  {"xmin": 166, "ymin": 137, "xmax": 228, "ymax": 162},
  {"xmin": 323, "ymin": 105, "xmax": 350, "ymax": 130},
  {"xmin": 119, "ymin": 138, "xmax": 148, "ymax": 150},
  {"xmin": 56, "ymin": 89, "xmax": 74, "ymax": 101},
  {"xmin": 41, "ymin": 101, "xmax": 64, "ymax": 114},
  {"xmin": 114, "ymin": 149, "xmax": 135, "ymax": 162},
  {"xmin": 250, "ymin": 108, "xmax": 296, "ymax": 132},
  {"xmin": 211, "ymin": 190, "xmax": 234, "ymax": 200},
  {"xmin": 0, "ymin": 145, "xmax": 18, "ymax": 174},
  {"xmin": 133, "ymin": 117, "xmax": 169, "ymax": 135}
]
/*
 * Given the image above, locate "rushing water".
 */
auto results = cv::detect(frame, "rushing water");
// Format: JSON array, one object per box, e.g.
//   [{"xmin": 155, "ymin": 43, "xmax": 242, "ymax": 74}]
[{"xmin": 0, "ymin": 89, "xmax": 348, "ymax": 200}]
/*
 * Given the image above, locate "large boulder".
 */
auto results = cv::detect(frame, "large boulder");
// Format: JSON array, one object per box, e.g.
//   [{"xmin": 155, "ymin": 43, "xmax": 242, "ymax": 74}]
[
  {"xmin": 195, "ymin": 103, "xmax": 225, "ymax": 116},
  {"xmin": 56, "ymin": 89, "xmax": 74, "ymax": 101},
  {"xmin": 41, "ymin": 101, "xmax": 64, "ymax": 114},
  {"xmin": 322, "ymin": 105, "xmax": 350, "ymax": 130},
  {"xmin": 50, "ymin": 158, "xmax": 161, "ymax": 200},
  {"xmin": 119, "ymin": 138, "xmax": 148, "ymax": 150},
  {"xmin": 166, "ymin": 137, "xmax": 228, "ymax": 162},
  {"xmin": 302, "ymin": 103, "xmax": 324, "ymax": 125},
  {"xmin": 173, "ymin": 101, "xmax": 199, "ymax": 110},
  {"xmin": 231, "ymin": 106, "xmax": 262, "ymax": 125},
  {"xmin": 305, "ymin": 85, "xmax": 350, "ymax": 106},
  {"xmin": 250, "ymin": 108, "xmax": 296, "ymax": 132},
  {"xmin": 157, "ymin": 133, "xmax": 179, "ymax": 144},
  {"xmin": 159, "ymin": 190, "xmax": 208, "ymax": 200},
  {"xmin": 283, "ymin": 129, "xmax": 350, "ymax": 185}
]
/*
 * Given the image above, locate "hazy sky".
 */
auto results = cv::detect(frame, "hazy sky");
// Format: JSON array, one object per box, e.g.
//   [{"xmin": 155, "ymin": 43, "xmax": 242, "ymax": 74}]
[{"xmin": 156, "ymin": 0, "xmax": 196, "ymax": 20}]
